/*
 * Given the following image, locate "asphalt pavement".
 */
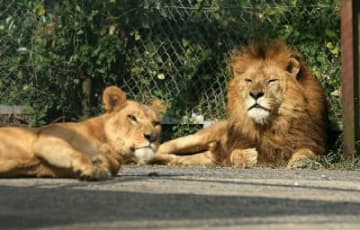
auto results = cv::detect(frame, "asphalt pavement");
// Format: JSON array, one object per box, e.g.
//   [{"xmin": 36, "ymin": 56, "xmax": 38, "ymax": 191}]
[{"xmin": 1, "ymin": 165, "xmax": 360, "ymax": 229}]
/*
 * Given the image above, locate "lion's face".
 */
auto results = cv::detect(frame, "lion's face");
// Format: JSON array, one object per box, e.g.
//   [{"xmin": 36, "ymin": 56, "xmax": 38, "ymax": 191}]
[
  {"xmin": 231, "ymin": 62, "xmax": 287, "ymax": 124},
  {"xmin": 229, "ymin": 51, "xmax": 301, "ymax": 125},
  {"xmin": 102, "ymin": 86, "xmax": 163, "ymax": 163}
]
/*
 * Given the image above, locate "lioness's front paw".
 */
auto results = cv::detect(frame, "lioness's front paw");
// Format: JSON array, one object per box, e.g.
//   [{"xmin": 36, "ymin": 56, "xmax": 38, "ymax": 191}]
[
  {"xmin": 79, "ymin": 165, "xmax": 111, "ymax": 181},
  {"xmin": 91, "ymin": 167, "xmax": 112, "ymax": 180},
  {"xmin": 230, "ymin": 148, "xmax": 258, "ymax": 168}
]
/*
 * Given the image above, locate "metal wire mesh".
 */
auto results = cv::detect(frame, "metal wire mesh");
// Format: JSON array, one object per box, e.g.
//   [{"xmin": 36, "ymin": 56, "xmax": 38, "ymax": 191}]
[
  {"xmin": 0, "ymin": 0, "xmax": 341, "ymax": 127},
  {"xmin": 122, "ymin": 1, "xmax": 340, "ymax": 121}
]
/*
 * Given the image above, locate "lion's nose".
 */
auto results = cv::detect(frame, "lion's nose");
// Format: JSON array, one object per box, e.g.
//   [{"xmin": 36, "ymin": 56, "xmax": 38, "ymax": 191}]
[
  {"xmin": 249, "ymin": 91, "xmax": 264, "ymax": 100},
  {"xmin": 144, "ymin": 132, "xmax": 157, "ymax": 143}
]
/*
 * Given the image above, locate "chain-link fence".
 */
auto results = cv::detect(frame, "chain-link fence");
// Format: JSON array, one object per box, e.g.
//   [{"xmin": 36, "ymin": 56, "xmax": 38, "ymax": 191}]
[
  {"xmin": 121, "ymin": 0, "xmax": 341, "ymax": 123},
  {"xmin": 0, "ymin": 0, "xmax": 341, "ymax": 131}
]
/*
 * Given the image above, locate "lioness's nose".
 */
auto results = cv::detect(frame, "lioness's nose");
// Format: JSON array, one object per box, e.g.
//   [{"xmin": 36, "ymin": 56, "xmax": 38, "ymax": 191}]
[
  {"xmin": 249, "ymin": 91, "xmax": 264, "ymax": 100},
  {"xmin": 144, "ymin": 132, "xmax": 157, "ymax": 143}
]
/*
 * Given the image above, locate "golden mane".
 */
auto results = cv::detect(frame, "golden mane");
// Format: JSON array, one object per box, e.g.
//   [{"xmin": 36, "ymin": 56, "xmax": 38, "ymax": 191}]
[{"xmin": 230, "ymin": 40, "xmax": 306, "ymax": 78}]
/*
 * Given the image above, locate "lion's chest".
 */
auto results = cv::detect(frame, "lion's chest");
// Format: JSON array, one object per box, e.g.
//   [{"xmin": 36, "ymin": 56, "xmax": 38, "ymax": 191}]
[{"xmin": 255, "ymin": 125, "xmax": 297, "ymax": 166}]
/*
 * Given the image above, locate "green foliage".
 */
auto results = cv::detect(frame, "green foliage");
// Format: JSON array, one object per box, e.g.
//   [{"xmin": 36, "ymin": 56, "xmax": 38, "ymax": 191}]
[
  {"xmin": 0, "ymin": 0, "xmax": 142, "ymax": 124},
  {"xmin": 0, "ymin": 0, "xmax": 341, "ymax": 135},
  {"xmin": 307, "ymin": 153, "xmax": 360, "ymax": 170}
]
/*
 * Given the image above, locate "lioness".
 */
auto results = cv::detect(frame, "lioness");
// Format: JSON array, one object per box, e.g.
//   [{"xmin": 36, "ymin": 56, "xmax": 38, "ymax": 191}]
[
  {"xmin": 156, "ymin": 40, "xmax": 328, "ymax": 168},
  {"xmin": 0, "ymin": 86, "xmax": 163, "ymax": 180}
]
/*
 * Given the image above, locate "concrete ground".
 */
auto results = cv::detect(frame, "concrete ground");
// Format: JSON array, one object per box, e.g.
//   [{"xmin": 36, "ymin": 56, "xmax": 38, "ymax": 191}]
[{"xmin": 1, "ymin": 165, "xmax": 360, "ymax": 229}]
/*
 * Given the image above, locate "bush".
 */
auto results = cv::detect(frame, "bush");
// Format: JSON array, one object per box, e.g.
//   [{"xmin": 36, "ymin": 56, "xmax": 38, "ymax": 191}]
[{"xmin": 0, "ymin": 0, "xmax": 341, "ymax": 133}]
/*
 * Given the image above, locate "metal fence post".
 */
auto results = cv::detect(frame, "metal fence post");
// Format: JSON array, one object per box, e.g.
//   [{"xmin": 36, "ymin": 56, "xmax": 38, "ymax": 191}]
[{"xmin": 341, "ymin": 0, "xmax": 359, "ymax": 159}]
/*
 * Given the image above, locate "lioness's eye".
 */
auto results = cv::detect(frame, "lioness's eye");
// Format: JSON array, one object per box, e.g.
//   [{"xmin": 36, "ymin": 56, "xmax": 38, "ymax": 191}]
[
  {"xmin": 128, "ymin": 114, "xmax": 137, "ymax": 122},
  {"xmin": 245, "ymin": 78, "xmax": 252, "ymax": 83},
  {"xmin": 152, "ymin": 121, "xmax": 161, "ymax": 126},
  {"xmin": 268, "ymin": 79, "xmax": 279, "ymax": 85}
]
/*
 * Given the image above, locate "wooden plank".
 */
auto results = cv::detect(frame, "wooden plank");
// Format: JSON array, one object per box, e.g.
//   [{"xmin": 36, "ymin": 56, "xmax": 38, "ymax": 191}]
[
  {"xmin": 0, "ymin": 105, "xmax": 33, "ymax": 115},
  {"xmin": 341, "ymin": 0, "xmax": 357, "ymax": 159}
]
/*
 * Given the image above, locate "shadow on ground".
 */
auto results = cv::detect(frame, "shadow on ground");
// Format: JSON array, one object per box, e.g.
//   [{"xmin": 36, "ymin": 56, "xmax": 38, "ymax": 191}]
[{"xmin": 1, "ymin": 178, "xmax": 360, "ymax": 229}]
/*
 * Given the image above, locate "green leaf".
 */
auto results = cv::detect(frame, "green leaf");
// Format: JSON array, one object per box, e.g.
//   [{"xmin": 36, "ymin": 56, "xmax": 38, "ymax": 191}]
[
  {"xmin": 157, "ymin": 73, "xmax": 165, "ymax": 80},
  {"xmin": 33, "ymin": 5, "xmax": 46, "ymax": 16}
]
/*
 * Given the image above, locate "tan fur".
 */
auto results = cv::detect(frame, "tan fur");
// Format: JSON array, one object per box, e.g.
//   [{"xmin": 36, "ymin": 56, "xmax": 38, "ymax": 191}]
[
  {"xmin": 0, "ymin": 86, "xmax": 163, "ymax": 180},
  {"xmin": 156, "ymin": 40, "xmax": 328, "ymax": 168}
]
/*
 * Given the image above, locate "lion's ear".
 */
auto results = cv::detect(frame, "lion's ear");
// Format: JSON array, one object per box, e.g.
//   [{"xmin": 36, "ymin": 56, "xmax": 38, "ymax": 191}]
[
  {"xmin": 150, "ymin": 99, "xmax": 165, "ymax": 114},
  {"xmin": 102, "ymin": 86, "xmax": 127, "ymax": 113},
  {"xmin": 287, "ymin": 56, "xmax": 301, "ymax": 77}
]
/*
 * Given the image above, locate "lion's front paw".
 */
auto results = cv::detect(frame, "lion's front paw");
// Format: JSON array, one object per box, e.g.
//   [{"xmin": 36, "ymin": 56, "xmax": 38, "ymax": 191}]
[
  {"xmin": 287, "ymin": 149, "xmax": 316, "ymax": 169},
  {"xmin": 287, "ymin": 159, "xmax": 311, "ymax": 169},
  {"xmin": 147, "ymin": 153, "xmax": 177, "ymax": 165},
  {"xmin": 169, "ymin": 152, "xmax": 215, "ymax": 166},
  {"xmin": 168, "ymin": 155, "xmax": 185, "ymax": 166},
  {"xmin": 230, "ymin": 148, "xmax": 258, "ymax": 168},
  {"xmin": 169, "ymin": 156, "xmax": 192, "ymax": 166}
]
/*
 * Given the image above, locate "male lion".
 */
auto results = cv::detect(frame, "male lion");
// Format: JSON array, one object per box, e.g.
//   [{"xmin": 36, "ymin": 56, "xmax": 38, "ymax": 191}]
[
  {"xmin": 156, "ymin": 40, "xmax": 328, "ymax": 168},
  {"xmin": 0, "ymin": 86, "xmax": 163, "ymax": 180}
]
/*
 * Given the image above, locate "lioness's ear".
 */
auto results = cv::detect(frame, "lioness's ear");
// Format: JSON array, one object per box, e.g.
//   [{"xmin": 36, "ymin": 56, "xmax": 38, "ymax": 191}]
[
  {"xmin": 150, "ymin": 99, "xmax": 165, "ymax": 114},
  {"xmin": 103, "ymin": 86, "xmax": 127, "ymax": 113},
  {"xmin": 287, "ymin": 56, "xmax": 301, "ymax": 77}
]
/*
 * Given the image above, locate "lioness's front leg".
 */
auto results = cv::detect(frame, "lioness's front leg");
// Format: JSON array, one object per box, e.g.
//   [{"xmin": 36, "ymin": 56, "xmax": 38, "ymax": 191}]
[
  {"xmin": 287, "ymin": 148, "xmax": 317, "ymax": 168},
  {"xmin": 95, "ymin": 144, "xmax": 122, "ymax": 176},
  {"xmin": 33, "ymin": 136, "xmax": 111, "ymax": 180}
]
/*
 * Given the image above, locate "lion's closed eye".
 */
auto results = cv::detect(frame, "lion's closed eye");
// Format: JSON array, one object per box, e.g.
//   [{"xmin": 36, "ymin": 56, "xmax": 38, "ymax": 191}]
[
  {"xmin": 268, "ymin": 79, "xmax": 279, "ymax": 85},
  {"xmin": 245, "ymin": 78, "xmax": 252, "ymax": 84}
]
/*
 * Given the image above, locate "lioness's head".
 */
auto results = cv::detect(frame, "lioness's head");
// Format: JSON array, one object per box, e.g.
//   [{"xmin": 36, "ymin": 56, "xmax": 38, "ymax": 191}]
[
  {"xmin": 228, "ymin": 40, "xmax": 304, "ymax": 125},
  {"xmin": 102, "ymin": 86, "xmax": 164, "ymax": 163}
]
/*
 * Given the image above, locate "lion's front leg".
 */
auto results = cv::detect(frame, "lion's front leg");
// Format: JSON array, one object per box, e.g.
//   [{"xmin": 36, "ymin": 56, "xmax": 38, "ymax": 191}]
[
  {"xmin": 287, "ymin": 148, "xmax": 317, "ymax": 168},
  {"xmin": 157, "ymin": 121, "xmax": 227, "ymax": 156},
  {"xmin": 33, "ymin": 136, "xmax": 111, "ymax": 180},
  {"xmin": 169, "ymin": 151, "xmax": 216, "ymax": 166},
  {"xmin": 157, "ymin": 133, "xmax": 211, "ymax": 156}
]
